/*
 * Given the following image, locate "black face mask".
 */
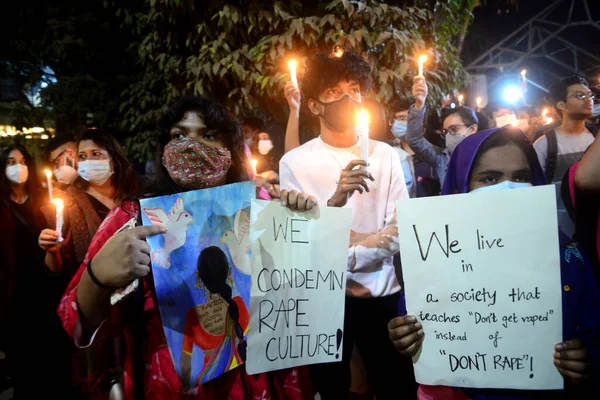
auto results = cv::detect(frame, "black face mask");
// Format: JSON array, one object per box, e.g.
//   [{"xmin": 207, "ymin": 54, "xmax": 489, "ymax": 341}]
[{"xmin": 315, "ymin": 95, "xmax": 359, "ymax": 132}]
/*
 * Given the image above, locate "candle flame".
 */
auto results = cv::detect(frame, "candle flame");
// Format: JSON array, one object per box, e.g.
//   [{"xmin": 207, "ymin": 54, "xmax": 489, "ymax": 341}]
[
  {"xmin": 288, "ymin": 60, "xmax": 297, "ymax": 70},
  {"xmin": 358, "ymin": 109, "xmax": 369, "ymax": 129},
  {"xmin": 52, "ymin": 198, "xmax": 64, "ymax": 212},
  {"xmin": 418, "ymin": 55, "xmax": 427, "ymax": 64},
  {"xmin": 542, "ymin": 108, "xmax": 548, "ymax": 117},
  {"xmin": 333, "ymin": 46, "xmax": 344, "ymax": 58},
  {"xmin": 45, "ymin": 169, "xmax": 52, "ymax": 178},
  {"xmin": 476, "ymin": 97, "xmax": 482, "ymax": 105},
  {"xmin": 521, "ymin": 69, "xmax": 527, "ymax": 76},
  {"xmin": 458, "ymin": 94, "xmax": 464, "ymax": 102}
]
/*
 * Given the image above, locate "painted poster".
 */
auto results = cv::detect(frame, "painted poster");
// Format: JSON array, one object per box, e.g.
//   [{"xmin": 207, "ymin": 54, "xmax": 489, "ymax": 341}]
[
  {"xmin": 246, "ymin": 199, "xmax": 353, "ymax": 375},
  {"xmin": 396, "ymin": 185, "xmax": 563, "ymax": 390},
  {"xmin": 140, "ymin": 181, "xmax": 255, "ymax": 389}
]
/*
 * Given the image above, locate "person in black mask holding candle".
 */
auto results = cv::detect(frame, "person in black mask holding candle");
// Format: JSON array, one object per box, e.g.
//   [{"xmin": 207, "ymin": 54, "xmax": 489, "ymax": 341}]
[{"xmin": 280, "ymin": 49, "xmax": 415, "ymax": 400}]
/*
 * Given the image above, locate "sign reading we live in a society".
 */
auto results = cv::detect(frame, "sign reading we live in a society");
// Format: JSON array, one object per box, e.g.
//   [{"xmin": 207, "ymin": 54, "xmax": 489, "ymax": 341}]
[{"xmin": 397, "ymin": 185, "xmax": 564, "ymax": 390}]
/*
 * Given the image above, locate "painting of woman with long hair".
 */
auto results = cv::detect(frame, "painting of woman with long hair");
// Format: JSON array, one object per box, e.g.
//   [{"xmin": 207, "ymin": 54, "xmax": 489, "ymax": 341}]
[{"xmin": 180, "ymin": 246, "xmax": 249, "ymax": 390}]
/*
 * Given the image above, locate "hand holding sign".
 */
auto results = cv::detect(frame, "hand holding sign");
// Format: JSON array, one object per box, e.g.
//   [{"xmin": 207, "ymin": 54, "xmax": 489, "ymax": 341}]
[
  {"xmin": 91, "ymin": 225, "xmax": 165, "ymax": 288},
  {"xmin": 388, "ymin": 315, "xmax": 424, "ymax": 357},
  {"xmin": 280, "ymin": 189, "xmax": 317, "ymax": 212},
  {"xmin": 554, "ymin": 339, "xmax": 592, "ymax": 385}
]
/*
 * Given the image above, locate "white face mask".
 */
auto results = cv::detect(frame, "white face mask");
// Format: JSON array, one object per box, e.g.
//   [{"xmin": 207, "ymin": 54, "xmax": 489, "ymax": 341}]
[
  {"xmin": 592, "ymin": 103, "xmax": 600, "ymax": 118},
  {"xmin": 445, "ymin": 127, "xmax": 473, "ymax": 153},
  {"xmin": 471, "ymin": 181, "xmax": 532, "ymax": 193},
  {"xmin": 54, "ymin": 156, "xmax": 78, "ymax": 185},
  {"xmin": 5, "ymin": 164, "xmax": 28, "ymax": 185},
  {"xmin": 78, "ymin": 160, "xmax": 113, "ymax": 185},
  {"xmin": 258, "ymin": 139, "xmax": 274, "ymax": 155}
]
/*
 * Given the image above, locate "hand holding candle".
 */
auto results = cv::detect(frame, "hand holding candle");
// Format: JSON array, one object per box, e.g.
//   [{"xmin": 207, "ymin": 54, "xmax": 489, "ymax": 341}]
[
  {"xmin": 358, "ymin": 109, "xmax": 369, "ymax": 165},
  {"xmin": 417, "ymin": 55, "xmax": 427, "ymax": 77},
  {"xmin": 52, "ymin": 199, "xmax": 64, "ymax": 242},
  {"xmin": 288, "ymin": 60, "xmax": 298, "ymax": 88},
  {"xmin": 45, "ymin": 169, "xmax": 53, "ymax": 202}
]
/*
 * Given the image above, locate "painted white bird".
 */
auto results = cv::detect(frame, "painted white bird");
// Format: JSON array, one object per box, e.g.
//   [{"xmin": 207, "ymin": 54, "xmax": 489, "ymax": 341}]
[
  {"xmin": 220, "ymin": 209, "xmax": 251, "ymax": 275},
  {"xmin": 143, "ymin": 197, "xmax": 193, "ymax": 269}
]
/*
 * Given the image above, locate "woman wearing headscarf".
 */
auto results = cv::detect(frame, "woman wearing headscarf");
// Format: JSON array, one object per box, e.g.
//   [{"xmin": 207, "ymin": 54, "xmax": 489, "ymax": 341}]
[{"xmin": 388, "ymin": 126, "xmax": 600, "ymax": 399}]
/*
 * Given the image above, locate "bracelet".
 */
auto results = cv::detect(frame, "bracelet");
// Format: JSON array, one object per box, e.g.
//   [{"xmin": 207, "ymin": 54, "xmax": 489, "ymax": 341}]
[{"xmin": 87, "ymin": 259, "xmax": 117, "ymax": 289}]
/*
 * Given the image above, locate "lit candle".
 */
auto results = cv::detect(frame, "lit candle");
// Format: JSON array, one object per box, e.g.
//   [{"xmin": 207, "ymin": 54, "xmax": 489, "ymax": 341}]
[
  {"xmin": 52, "ymin": 199, "xmax": 64, "ymax": 242},
  {"xmin": 458, "ymin": 94, "xmax": 464, "ymax": 106},
  {"xmin": 334, "ymin": 47, "xmax": 344, "ymax": 58},
  {"xmin": 542, "ymin": 108, "xmax": 548, "ymax": 117},
  {"xmin": 358, "ymin": 110, "xmax": 369, "ymax": 164},
  {"xmin": 476, "ymin": 97, "xmax": 482, "ymax": 110},
  {"xmin": 44, "ymin": 169, "xmax": 53, "ymax": 202},
  {"xmin": 251, "ymin": 159, "xmax": 258, "ymax": 177},
  {"xmin": 521, "ymin": 69, "xmax": 527, "ymax": 84},
  {"xmin": 288, "ymin": 60, "xmax": 298, "ymax": 88},
  {"xmin": 417, "ymin": 55, "xmax": 427, "ymax": 77}
]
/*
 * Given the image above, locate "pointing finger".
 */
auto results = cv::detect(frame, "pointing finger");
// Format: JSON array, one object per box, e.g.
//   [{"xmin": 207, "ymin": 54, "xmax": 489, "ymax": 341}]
[{"xmin": 133, "ymin": 225, "xmax": 167, "ymax": 239}]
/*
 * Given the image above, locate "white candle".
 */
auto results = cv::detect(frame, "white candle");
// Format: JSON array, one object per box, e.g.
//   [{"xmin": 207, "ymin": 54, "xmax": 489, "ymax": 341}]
[
  {"xmin": 358, "ymin": 110, "xmax": 369, "ymax": 164},
  {"xmin": 251, "ymin": 159, "xmax": 258, "ymax": 177},
  {"xmin": 44, "ymin": 169, "xmax": 53, "ymax": 202},
  {"xmin": 53, "ymin": 199, "xmax": 64, "ymax": 242},
  {"xmin": 418, "ymin": 55, "xmax": 427, "ymax": 77},
  {"xmin": 288, "ymin": 60, "xmax": 298, "ymax": 88}
]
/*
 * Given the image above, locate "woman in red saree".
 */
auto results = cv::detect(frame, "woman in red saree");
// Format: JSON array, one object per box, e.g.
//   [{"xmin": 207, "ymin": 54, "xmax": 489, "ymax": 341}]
[{"xmin": 58, "ymin": 96, "xmax": 316, "ymax": 399}]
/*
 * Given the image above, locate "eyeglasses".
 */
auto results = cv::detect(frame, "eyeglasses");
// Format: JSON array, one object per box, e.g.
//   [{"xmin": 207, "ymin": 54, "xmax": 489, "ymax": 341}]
[
  {"xmin": 567, "ymin": 91, "xmax": 595, "ymax": 102},
  {"xmin": 390, "ymin": 115, "xmax": 408, "ymax": 125},
  {"xmin": 442, "ymin": 124, "xmax": 468, "ymax": 135}
]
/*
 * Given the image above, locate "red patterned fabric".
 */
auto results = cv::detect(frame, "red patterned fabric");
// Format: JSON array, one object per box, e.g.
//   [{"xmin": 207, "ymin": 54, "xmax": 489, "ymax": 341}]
[
  {"xmin": 162, "ymin": 137, "xmax": 232, "ymax": 190},
  {"xmin": 58, "ymin": 200, "xmax": 312, "ymax": 399}
]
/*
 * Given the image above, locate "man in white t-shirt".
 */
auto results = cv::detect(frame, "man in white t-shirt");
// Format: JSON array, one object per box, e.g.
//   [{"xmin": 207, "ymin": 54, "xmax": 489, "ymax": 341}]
[
  {"xmin": 279, "ymin": 50, "xmax": 414, "ymax": 400},
  {"xmin": 534, "ymin": 75, "xmax": 597, "ymax": 236}
]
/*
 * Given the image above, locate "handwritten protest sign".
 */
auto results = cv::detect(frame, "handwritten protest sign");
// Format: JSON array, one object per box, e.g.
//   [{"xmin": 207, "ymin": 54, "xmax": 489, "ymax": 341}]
[
  {"xmin": 140, "ymin": 181, "xmax": 255, "ymax": 388},
  {"xmin": 396, "ymin": 185, "xmax": 563, "ymax": 390},
  {"xmin": 246, "ymin": 200, "xmax": 352, "ymax": 375}
]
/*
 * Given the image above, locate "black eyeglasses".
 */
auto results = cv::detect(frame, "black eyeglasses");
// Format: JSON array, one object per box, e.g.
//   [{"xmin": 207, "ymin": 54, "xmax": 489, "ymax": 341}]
[
  {"xmin": 567, "ymin": 91, "xmax": 595, "ymax": 102},
  {"xmin": 389, "ymin": 115, "xmax": 408, "ymax": 125},
  {"xmin": 441, "ymin": 124, "xmax": 468, "ymax": 135}
]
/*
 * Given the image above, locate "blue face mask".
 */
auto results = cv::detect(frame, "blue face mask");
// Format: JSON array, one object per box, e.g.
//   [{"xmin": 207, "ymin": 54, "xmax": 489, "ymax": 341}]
[
  {"xmin": 471, "ymin": 181, "xmax": 532, "ymax": 193},
  {"xmin": 391, "ymin": 120, "xmax": 407, "ymax": 139}
]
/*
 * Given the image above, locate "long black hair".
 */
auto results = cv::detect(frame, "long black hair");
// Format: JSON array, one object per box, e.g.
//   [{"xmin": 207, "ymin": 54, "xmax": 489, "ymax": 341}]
[
  {"xmin": 75, "ymin": 128, "xmax": 139, "ymax": 201},
  {"xmin": 0, "ymin": 145, "xmax": 42, "ymax": 203},
  {"xmin": 197, "ymin": 246, "xmax": 246, "ymax": 361},
  {"xmin": 153, "ymin": 96, "xmax": 249, "ymax": 196}
]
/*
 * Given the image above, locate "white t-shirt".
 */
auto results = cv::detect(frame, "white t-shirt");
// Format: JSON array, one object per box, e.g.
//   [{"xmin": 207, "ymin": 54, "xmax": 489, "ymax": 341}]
[
  {"xmin": 534, "ymin": 130, "xmax": 594, "ymax": 236},
  {"xmin": 280, "ymin": 136, "xmax": 408, "ymax": 298}
]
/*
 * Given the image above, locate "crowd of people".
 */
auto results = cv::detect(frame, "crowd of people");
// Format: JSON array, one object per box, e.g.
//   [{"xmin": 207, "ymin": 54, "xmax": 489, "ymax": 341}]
[{"xmin": 0, "ymin": 47, "xmax": 599, "ymax": 400}]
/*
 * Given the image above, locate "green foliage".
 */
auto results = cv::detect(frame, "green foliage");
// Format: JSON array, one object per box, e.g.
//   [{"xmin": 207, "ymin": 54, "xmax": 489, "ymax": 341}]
[{"xmin": 117, "ymin": 0, "xmax": 471, "ymax": 159}]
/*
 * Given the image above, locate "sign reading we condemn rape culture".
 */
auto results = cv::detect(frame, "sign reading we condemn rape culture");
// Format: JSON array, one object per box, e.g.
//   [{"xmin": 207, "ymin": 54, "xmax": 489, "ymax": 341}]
[
  {"xmin": 396, "ymin": 185, "xmax": 563, "ymax": 390},
  {"xmin": 246, "ymin": 200, "xmax": 352, "ymax": 375}
]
